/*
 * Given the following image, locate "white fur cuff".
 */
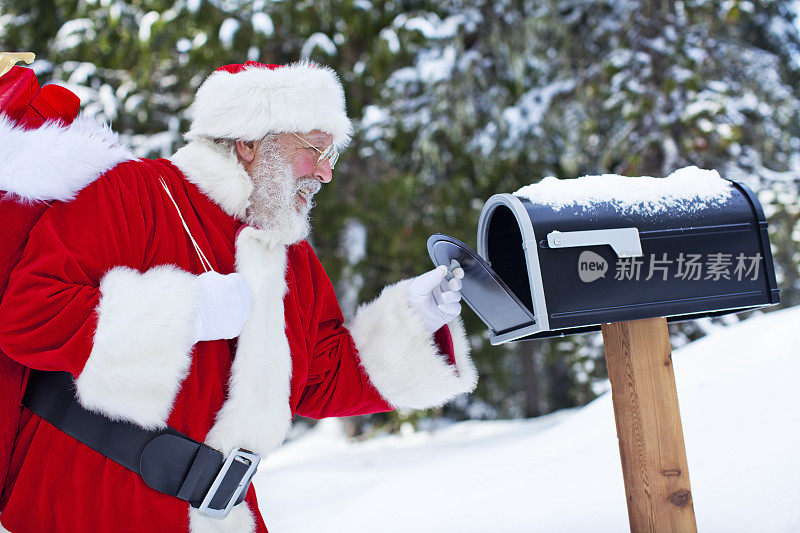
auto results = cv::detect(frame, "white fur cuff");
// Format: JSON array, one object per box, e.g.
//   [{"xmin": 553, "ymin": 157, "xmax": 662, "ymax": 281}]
[
  {"xmin": 350, "ymin": 279, "xmax": 477, "ymax": 410},
  {"xmin": 76, "ymin": 265, "xmax": 200, "ymax": 429}
]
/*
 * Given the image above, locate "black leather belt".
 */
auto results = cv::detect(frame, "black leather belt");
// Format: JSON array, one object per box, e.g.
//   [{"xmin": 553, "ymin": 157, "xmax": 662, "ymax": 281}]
[{"xmin": 22, "ymin": 370, "xmax": 260, "ymax": 519}]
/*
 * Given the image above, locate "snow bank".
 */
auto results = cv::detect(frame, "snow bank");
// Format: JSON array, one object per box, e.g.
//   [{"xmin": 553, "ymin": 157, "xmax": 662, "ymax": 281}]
[
  {"xmin": 514, "ymin": 166, "xmax": 734, "ymax": 216},
  {"xmin": 256, "ymin": 305, "xmax": 800, "ymax": 532}
]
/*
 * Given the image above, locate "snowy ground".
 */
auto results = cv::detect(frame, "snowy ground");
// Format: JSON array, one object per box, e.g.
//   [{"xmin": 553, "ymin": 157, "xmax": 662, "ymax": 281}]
[{"xmin": 256, "ymin": 306, "xmax": 800, "ymax": 532}]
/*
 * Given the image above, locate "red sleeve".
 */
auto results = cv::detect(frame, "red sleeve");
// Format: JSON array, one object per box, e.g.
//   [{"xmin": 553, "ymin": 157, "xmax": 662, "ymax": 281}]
[
  {"xmin": 294, "ymin": 243, "xmax": 394, "ymax": 419},
  {"xmin": 0, "ymin": 166, "xmax": 149, "ymax": 375},
  {"xmin": 0, "ymin": 164, "xmax": 202, "ymax": 429},
  {"xmin": 434, "ymin": 326, "xmax": 458, "ymax": 367}
]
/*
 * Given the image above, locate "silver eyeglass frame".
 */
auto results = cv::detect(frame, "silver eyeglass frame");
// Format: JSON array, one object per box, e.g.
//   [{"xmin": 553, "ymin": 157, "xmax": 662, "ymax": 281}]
[{"xmin": 291, "ymin": 132, "xmax": 339, "ymax": 169}]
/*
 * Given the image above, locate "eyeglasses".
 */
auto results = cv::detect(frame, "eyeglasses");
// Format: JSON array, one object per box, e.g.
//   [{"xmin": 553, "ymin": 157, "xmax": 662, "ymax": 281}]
[{"xmin": 292, "ymin": 133, "xmax": 339, "ymax": 170}]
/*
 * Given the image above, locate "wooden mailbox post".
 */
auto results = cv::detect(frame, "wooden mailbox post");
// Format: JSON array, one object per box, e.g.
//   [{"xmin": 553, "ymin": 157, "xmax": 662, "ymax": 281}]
[{"xmin": 602, "ymin": 318, "xmax": 697, "ymax": 533}]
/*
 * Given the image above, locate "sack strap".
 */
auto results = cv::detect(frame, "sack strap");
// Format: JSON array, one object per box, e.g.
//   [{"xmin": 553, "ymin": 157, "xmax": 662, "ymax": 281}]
[
  {"xmin": 22, "ymin": 370, "xmax": 259, "ymax": 518},
  {"xmin": 158, "ymin": 177, "xmax": 215, "ymax": 273}
]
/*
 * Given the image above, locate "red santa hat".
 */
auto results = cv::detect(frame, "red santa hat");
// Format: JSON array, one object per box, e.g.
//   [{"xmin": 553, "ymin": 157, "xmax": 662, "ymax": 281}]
[
  {"xmin": 185, "ymin": 60, "xmax": 353, "ymax": 147},
  {"xmin": 0, "ymin": 65, "xmax": 80, "ymax": 129}
]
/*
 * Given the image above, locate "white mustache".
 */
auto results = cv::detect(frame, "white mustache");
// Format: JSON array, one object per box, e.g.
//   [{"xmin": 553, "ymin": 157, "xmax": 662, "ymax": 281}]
[{"xmin": 296, "ymin": 180, "xmax": 321, "ymax": 197}]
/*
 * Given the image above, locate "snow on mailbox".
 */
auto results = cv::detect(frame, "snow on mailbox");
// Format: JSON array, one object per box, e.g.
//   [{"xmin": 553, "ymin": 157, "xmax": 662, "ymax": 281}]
[{"xmin": 428, "ymin": 166, "xmax": 779, "ymax": 344}]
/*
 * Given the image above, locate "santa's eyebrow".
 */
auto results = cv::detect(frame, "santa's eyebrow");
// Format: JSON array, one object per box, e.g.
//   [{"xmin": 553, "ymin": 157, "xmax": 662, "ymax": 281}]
[{"xmin": 301, "ymin": 132, "xmax": 331, "ymax": 143}]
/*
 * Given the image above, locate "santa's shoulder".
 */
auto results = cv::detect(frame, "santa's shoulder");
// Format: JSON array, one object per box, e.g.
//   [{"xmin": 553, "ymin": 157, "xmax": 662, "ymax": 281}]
[
  {"xmin": 42, "ymin": 157, "xmax": 189, "ymax": 224},
  {"xmin": 0, "ymin": 114, "xmax": 136, "ymax": 204}
]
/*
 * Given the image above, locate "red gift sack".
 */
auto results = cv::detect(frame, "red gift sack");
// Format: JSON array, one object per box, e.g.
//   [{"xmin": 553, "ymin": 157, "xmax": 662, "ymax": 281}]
[{"xmin": 0, "ymin": 64, "xmax": 80, "ymax": 507}]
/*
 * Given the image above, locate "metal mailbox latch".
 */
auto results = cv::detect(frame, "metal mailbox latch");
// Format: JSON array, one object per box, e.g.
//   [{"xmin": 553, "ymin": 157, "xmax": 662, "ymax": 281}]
[{"xmin": 547, "ymin": 227, "xmax": 643, "ymax": 258}]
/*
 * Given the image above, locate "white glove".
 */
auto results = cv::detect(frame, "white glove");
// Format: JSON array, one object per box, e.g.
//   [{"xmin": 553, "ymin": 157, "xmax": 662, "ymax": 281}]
[
  {"xmin": 407, "ymin": 265, "xmax": 463, "ymax": 335},
  {"xmin": 192, "ymin": 271, "xmax": 252, "ymax": 343}
]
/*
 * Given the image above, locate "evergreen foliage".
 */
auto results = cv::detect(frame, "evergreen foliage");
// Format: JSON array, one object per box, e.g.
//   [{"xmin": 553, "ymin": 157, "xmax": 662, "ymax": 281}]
[{"xmin": 2, "ymin": 0, "xmax": 798, "ymax": 429}]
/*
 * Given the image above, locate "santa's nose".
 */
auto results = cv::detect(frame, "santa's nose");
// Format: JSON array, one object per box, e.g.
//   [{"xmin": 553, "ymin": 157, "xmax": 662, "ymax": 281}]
[{"xmin": 313, "ymin": 160, "xmax": 333, "ymax": 183}]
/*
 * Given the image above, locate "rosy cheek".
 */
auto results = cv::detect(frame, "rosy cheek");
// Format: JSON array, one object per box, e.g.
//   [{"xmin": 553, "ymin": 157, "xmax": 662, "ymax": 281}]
[{"xmin": 291, "ymin": 156, "xmax": 317, "ymax": 178}]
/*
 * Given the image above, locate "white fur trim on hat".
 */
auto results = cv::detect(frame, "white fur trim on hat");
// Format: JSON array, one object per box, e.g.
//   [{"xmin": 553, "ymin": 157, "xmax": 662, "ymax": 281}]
[
  {"xmin": 186, "ymin": 61, "xmax": 353, "ymax": 147},
  {"xmin": 349, "ymin": 279, "xmax": 478, "ymax": 409}
]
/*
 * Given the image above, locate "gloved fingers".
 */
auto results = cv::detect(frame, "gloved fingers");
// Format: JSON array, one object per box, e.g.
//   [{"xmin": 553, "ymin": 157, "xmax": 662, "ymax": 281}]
[
  {"xmin": 438, "ymin": 290, "xmax": 462, "ymax": 304},
  {"xmin": 437, "ymin": 276, "xmax": 461, "ymax": 295},
  {"xmin": 432, "ymin": 278, "xmax": 445, "ymax": 304},
  {"xmin": 409, "ymin": 265, "xmax": 448, "ymax": 297},
  {"xmin": 230, "ymin": 273, "xmax": 252, "ymax": 299},
  {"xmin": 446, "ymin": 277, "xmax": 462, "ymax": 291},
  {"xmin": 437, "ymin": 302, "xmax": 462, "ymax": 317},
  {"xmin": 432, "ymin": 283, "xmax": 461, "ymax": 306},
  {"xmin": 194, "ymin": 272, "xmax": 253, "ymax": 342}
]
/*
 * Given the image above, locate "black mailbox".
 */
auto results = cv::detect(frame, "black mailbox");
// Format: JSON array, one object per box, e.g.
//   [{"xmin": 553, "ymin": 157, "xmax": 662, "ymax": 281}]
[{"xmin": 428, "ymin": 167, "xmax": 780, "ymax": 344}]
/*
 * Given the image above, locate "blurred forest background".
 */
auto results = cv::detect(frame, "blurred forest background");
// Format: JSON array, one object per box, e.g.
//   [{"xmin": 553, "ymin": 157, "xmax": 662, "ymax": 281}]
[{"xmin": 2, "ymin": 0, "xmax": 799, "ymax": 435}]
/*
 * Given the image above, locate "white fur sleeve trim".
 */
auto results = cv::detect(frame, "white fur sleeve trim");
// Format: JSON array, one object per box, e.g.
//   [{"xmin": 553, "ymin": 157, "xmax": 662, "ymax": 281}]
[
  {"xmin": 350, "ymin": 279, "xmax": 478, "ymax": 410},
  {"xmin": 76, "ymin": 265, "xmax": 199, "ymax": 430},
  {"xmin": 0, "ymin": 114, "xmax": 134, "ymax": 202}
]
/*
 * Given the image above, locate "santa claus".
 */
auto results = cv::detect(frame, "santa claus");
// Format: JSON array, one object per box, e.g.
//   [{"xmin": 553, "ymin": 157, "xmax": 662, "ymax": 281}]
[{"xmin": 0, "ymin": 61, "xmax": 476, "ymax": 532}]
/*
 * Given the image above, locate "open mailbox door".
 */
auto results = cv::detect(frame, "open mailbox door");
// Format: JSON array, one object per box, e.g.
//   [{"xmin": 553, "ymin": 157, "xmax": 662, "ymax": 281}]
[{"xmin": 427, "ymin": 234, "xmax": 536, "ymax": 343}]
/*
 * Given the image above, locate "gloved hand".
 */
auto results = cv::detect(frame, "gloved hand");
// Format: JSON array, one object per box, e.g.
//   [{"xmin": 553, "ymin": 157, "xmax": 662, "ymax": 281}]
[
  {"xmin": 407, "ymin": 265, "xmax": 463, "ymax": 334},
  {"xmin": 192, "ymin": 271, "xmax": 252, "ymax": 343}
]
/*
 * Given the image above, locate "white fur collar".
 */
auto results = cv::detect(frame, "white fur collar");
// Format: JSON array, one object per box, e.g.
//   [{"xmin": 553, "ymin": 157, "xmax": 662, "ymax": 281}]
[
  {"xmin": 0, "ymin": 114, "xmax": 134, "ymax": 202},
  {"xmin": 204, "ymin": 226, "xmax": 293, "ymax": 456},
  {"xmin": 172, "ymin": 143, "xmax": 302, "ymax": 466},
  {"xmin": 190, "ymin": 226, "xmax": 293, "ymax": 533},
  {"xmin": 170, "ymin": 139, "xmax": 253, "ymax": 221}
]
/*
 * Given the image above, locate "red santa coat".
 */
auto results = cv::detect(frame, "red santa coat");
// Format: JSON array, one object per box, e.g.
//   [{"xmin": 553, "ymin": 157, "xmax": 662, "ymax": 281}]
[{"xmin": 0, "ymin": 122, "xmax": 476, "ymax": 533}]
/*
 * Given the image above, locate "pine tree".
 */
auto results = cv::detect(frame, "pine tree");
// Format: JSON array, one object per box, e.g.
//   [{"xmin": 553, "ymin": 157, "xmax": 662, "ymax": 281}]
[{"xmin": 2, "ymin": 0, "xmax": 798, "ymax": 427}]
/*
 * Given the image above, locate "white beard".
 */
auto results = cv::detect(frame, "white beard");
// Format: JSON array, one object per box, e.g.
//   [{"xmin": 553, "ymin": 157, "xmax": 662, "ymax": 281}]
[{"xmin": 244, "ymin": 139, "xmax": 320, "ymax": 245}]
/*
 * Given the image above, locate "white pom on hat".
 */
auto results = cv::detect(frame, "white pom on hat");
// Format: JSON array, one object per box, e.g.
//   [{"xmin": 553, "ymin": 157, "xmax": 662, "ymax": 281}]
[{"xmin": 186, "ymin": 60, "xmax": 353, "ymax": 147}]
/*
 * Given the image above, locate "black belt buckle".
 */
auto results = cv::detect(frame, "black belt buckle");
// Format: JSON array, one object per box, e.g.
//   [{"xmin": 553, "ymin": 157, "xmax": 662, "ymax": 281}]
[{"xmin": 197, "ymin": 448, "xmax": 261, "ymax": 519}]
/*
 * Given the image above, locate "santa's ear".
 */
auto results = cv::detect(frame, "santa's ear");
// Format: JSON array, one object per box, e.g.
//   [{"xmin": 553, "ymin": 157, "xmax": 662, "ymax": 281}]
[{"xmin": 235, "ymin": 140, "xmax": 257, "ymax": 163}]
